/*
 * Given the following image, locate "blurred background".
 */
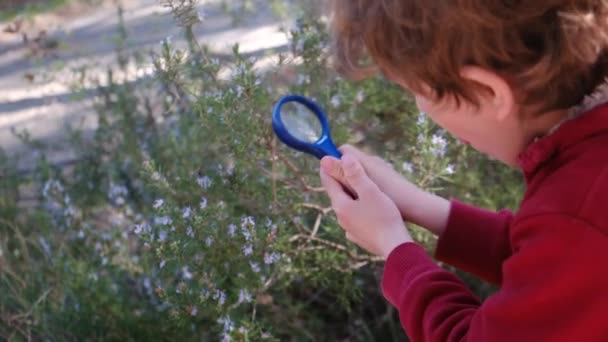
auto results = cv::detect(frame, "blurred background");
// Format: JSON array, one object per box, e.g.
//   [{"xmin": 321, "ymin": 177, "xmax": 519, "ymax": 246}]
[{"xmin": 0, "ymin": 0, "xmax": 522, "ymax": 340}]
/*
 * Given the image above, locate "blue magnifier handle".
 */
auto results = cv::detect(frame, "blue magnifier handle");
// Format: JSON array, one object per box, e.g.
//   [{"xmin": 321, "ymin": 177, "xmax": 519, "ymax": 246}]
[
  {"xmin": 316, "ymin": 136, "xmax": 342, "ymax": 159},
  {"xmin": 272, "ymin": 95, "xmax": 342, "ymax": 160}
]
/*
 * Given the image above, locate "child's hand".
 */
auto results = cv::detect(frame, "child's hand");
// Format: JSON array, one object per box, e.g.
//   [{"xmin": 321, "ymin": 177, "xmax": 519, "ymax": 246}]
[
  {"xmin": 320, "ymin": 154, "xmax": 413, "ymax": 258},
  {"xmin": 321, "ymin": 145, "xmax": 451, "ymax": 237},
  {"xmin": 322, "ymin": 145, "xmax": 418, "ymax": 212}
]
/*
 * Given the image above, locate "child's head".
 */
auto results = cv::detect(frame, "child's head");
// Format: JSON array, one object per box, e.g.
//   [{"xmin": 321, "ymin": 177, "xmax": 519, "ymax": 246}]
[{"xmin": 330, "ymin": 0, "xmax": 608, "ymax": 164}]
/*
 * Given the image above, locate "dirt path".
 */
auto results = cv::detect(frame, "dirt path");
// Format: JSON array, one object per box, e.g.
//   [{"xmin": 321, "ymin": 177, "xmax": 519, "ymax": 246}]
[{"xmin": 0, "ymin": 0, "xmax": 288, "ymax": 166}]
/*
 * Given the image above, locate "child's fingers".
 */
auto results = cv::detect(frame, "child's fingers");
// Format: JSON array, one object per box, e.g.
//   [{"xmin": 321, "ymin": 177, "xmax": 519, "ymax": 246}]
[
  {"xmin": 321, "ymin": 156, "xmax": 357, "ymax": 199},
  {"xmin": 341, "ymin": 155, "xmax": 379, "ymax": 197},
  {"xmin": 320, "ymin": 156, "xmax": 344, "ymax": 181},
  {"xmin": 339, "ymin": 145, "xmax": 367, "ymax": 159},
  {"xmin": 320, "ymin": 169, "xmax": 351, "ymax": 209}
]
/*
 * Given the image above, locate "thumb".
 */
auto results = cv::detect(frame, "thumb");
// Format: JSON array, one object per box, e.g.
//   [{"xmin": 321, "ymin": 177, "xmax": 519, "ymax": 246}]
[
  {"xmin": 339, "ymin": 144, "xmax": 367, "ymax": 160},
  {"xmin": 321, "ymin": 156, "xmax": 357, "ymax": 199},
  {"xmin": 320, "ymin": 169, "xmax": 350, "ymax": 208},
  {"xmin": 341, "ymin": 154, "xmax": 378, "ymax": 196},
  {"xmin": 320, "ymin": 156, "xmax": 344, "ymax": 181}
]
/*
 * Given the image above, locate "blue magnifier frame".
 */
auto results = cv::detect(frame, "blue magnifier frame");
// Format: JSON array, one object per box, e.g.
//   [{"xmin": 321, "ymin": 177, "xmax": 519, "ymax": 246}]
[{"xmin": 272, "ymin": 95, "xmax": 342, "ymax": 160}]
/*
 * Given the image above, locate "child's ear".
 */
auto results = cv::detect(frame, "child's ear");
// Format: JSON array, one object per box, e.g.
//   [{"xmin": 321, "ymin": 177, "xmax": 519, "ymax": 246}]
[{"xmin": 460, "ymin": 66, "xmax": 516, "ymax": 122}]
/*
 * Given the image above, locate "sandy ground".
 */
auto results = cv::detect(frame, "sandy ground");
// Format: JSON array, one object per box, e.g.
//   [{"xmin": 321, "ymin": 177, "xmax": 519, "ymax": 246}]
[{"xmin": 0, "ymin": 0, "xmax": 289, "ymax": 167}]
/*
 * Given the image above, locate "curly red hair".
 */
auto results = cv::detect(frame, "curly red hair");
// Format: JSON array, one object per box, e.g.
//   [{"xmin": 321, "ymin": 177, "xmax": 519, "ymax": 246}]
[{"xmin": 330, "ymin": 0, "xmax": 608, "ymax": 113}]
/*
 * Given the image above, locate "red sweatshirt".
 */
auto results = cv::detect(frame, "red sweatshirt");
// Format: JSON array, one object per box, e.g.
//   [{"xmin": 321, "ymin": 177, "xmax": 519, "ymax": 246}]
[{"xmin": 382, "ymin": 103, "xmax": 608, "ymax": 341}]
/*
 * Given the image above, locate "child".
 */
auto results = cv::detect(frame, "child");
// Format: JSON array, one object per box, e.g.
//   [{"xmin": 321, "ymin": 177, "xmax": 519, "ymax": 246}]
[{"xmin": 319, "ymin": 1, "xmax": 608, "ymax": 341}]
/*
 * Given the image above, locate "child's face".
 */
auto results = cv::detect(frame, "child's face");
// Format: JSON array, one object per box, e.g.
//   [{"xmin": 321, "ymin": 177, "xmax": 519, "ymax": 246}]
[{"xmin": 411, "ymin": 89, "xmax": 524, "ymax": 166}]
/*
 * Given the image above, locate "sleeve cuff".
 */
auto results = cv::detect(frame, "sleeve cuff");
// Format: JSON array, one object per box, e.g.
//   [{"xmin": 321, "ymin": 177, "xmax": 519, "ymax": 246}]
[{"xmin": 381, "ymin": 242, "xmax": 438, "ymax": 307}]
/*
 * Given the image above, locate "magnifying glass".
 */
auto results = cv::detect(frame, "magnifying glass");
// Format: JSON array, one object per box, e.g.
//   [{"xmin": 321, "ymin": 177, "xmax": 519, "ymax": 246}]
[
  {"xmin": 273, "ymin": 95, "xmax": 357, "ymax": 198},
  {"xmin": 272, "ymin": 95, "xmax": 342, "ymax": 159}
]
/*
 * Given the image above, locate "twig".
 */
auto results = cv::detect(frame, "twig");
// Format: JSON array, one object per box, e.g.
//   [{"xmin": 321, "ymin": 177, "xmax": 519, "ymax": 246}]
[
  {"xmin": 290, "ymin": 234, "xmax": 349, "ymax": 256},
  {"xmin": 418, "ymin": 170, "xmax": 439, "ymax": 189},
  {"xmin": 290, "ymin": 217, "xmax": 310, "ymax": 234},
  {"xmin": 350, "ymin": 260, "xmax": 372, "ymax": 270},
  {"xmin": 11, "ymin": 288, "xmax": 52, "ymax": 321},
  {"xmin": 298, "ymin": 203, "xmax": 332, "ymax": 215},
  {"xmin": 309, "ymin": 213, "xmax": 322, "ymax": 239},
  {"xmin": 289, "ymin": 234, "xmax": 385, "ymax": 264},
  {"xmin": 293, "ymin": 246, "xmax": 325, "ymax": 253}
]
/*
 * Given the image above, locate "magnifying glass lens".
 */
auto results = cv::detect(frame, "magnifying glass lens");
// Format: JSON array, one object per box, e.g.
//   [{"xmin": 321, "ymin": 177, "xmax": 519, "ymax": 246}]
[{"xmin": 278, "ymin": 102, "xmax": 323, "ymax": 143}]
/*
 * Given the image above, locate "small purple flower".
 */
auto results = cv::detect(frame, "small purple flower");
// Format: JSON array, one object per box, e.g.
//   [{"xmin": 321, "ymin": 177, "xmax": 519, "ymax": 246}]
[
  {"xmin": 241, "ymin": 216, "xmax": 255, "ymax": 228},
  {"xmin": 105, "ymin": 184, "xmax": 123, "ymax": 206},
  {"xmin": 431, "ymin": 134, "xmax": 448, "ymax": 157},
  {"xmin": 154, "ymin": 216, "xmax": 172, "ymax": 226},
  {"xmin": 402, "ymin": 162, "xmax": 414, "ymax": 173},
  {"xmin": 218, "ymin": 315, "xmax": 234, "ymax": 332},
  {"xmin": 330, "ymin": 95, "xmax": 341, "ymax": 108},
  {"xmin": 417, "ymin": 112, "xmax": 426, "ymax": 126},
  {"xmin": 241, "ymin": 228, "xmax": 251, "ymax": 241},
  {"xmin": 264, "ymin": 252, "xmax": 281, "ymax": 265},
  {"xmin": 143, "ymin": 277, "xmax": 151, "ymax": 290},
  {"xmin": 242, "ymin": 244, "xmax": 253, "ymax": 256},
  {"xmin": 133, "ymin": 223, "xmax": 145, "ymax": 235},
  {"xmin": 228, "ymin": 224, "xmax": 237, "ymax": 237},
  {"xmin": 39, "ymin": 237, "xmax": 51, "ymax": 257},
  {"xmin": 153, "ymin": 199, "xmax": 164, "ymax": 209},
  {"xmin": 182, "ymin": 266, "xmax": 193, "ymax": 280},
  {"xmin": 250, "ymin": 261, "xmax": 261, "ymax": 273},
  {"xmin": 355, "ymin": 91, "xmax": 365, "ymax": 103},
  {"xmin": 296, "ymin": 74, "xmax": 310, "ymax": 85},
  {"xmin": 238, "ymin": 289, "xmax": 252, "ymax": 303},
  {"xmin": 151, "ymin": 172, "xmax": 162, "ymax": 181},
  {"xmin": 214, "ymin": 290, "xmax": 227, "ymax": 305},
  {"xmin": 182, "ymin": 206, "xmax": 192, "ymax": 219},
  {"xmin": 417, "ymin": 133, "xmax": 425, "ymax": 144}
]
